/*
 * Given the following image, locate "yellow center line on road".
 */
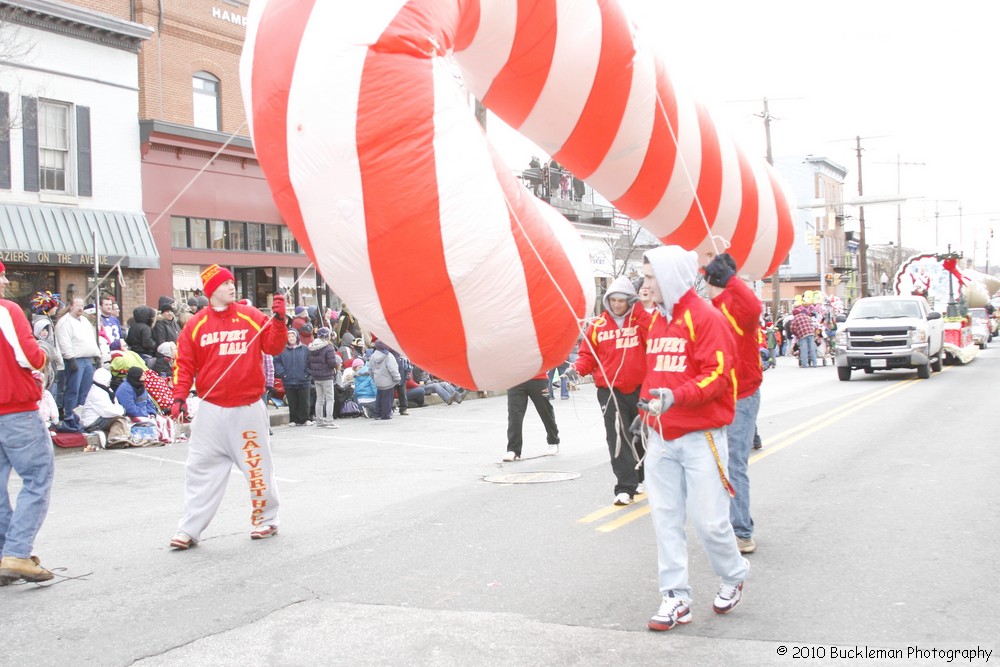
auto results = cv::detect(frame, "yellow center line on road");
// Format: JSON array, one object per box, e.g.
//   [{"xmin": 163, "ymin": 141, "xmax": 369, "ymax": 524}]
[{"xmin": 584, "ymin": 371, "xmax": 934, "ymax": 532}]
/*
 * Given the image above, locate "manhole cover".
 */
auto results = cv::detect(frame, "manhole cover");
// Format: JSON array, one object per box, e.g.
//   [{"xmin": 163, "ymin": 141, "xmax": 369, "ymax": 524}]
[{"xmin": 483, "ymin": 471, "xmax": 581, "ymax": 484}]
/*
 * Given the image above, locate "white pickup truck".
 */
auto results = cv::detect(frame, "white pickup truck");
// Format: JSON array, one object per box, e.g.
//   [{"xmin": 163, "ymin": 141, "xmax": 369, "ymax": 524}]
[{"xmin": 834, "ymin": 295, "xmax": 944, "ymax": 381}]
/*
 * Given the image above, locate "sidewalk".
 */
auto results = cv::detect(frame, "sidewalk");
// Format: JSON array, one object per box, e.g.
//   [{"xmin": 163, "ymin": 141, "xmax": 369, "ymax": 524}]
[{"xmin": 52, "ymin": 387, "xmax": 502, "ymax": 457}]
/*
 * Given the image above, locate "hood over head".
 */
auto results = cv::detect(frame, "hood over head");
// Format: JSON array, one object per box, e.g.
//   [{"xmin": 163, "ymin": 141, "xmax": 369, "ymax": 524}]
[
  {"xmin": 33, "ymin": 318, "xmax": 53, "ymax": 339},
  {"xmin": 286, "ymin": 329, "xmax": 301, "ymax": 346},
  {"xmin": 643, "ymin": 246, "xmax": 699, "ymax": 318},
  {"xmin": 93, "ymin": 367, "xmax": 112, "ymax": 387},
  {"xmin": 602, "ymin": 275, "xmax": 638, "ymax": 313},
  {"xmin": 133, "ymin": 305, "xmax": 156, "ymax": 325},
  {"xmin": 126, "ymin": 366, "xmax": 145, "ymax": 390}
]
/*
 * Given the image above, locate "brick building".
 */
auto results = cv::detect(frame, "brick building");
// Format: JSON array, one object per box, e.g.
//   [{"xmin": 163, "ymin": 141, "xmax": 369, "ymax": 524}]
[
  {"xmin": 0, "ymin": 0, "xmax": 156, "ymax": 316},
  {"xmin": 123, "ymin": 0, "xmax": 321, "ymax": 311}
]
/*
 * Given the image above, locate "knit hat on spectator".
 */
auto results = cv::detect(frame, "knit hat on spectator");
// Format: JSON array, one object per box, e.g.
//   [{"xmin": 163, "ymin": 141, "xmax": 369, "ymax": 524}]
[
  {"xmin": 317, "ymin": 327, "xmax": 331, "ymax": 339},
  {"xmin": 352, "ymin": 358, "xmax": 364, "ymax": 368},
  {"xmin": 126, "ymin": 366, "xmax": 145, "ymax": 390},
  {"xmin": 157, "ymin": 341, "xmax": 176, "ymax": 358},
  {"xmin": 294, "ymin": 306, "xmax": 307, "ymax": 317},
  {"xmin": 158, "ymin": 295, "xmax": 175, "ymax": 312},
  {"xmin": 201, "ymin": 264, "xmax": 235, "ymax": 299}
]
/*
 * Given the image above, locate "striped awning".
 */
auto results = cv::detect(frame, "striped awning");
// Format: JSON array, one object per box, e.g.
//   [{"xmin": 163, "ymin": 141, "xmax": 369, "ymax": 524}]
[{"xmin": 0, "ymin": 204, "xmax": 159, "ymax": 269}]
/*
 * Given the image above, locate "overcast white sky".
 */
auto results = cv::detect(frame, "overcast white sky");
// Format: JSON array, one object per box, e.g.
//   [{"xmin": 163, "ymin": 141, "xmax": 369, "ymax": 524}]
[{"xmin": 488, "ymin": 0, "xmax": 1000, "ymax": 266}]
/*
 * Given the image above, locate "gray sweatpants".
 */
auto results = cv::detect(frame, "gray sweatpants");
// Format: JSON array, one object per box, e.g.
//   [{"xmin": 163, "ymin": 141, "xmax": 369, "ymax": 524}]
[{"xmin": 177, "ymin": 400, "xmax": 280, "ymax": 539}]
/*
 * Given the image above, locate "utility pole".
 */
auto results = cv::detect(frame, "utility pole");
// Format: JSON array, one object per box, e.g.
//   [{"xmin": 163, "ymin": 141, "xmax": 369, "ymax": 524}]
[
  {"xmin": 757, "ymin": 97, "xmax": 782, "ymax": 319},
  {"xmin": 874, "ymin": 155, "xmax": 925, "ymax": 269},
  {"xmin": 855, "ymin": 136, "xmax": 870, "ymax": 298}
]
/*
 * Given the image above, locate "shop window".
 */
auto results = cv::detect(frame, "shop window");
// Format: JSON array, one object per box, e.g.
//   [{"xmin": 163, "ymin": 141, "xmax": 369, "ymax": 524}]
[
  {"xmin": 228, "ymin": 221, "xmax": 246, "ymax": 251},
  {"xmin": 247, "ymin": 222, "xmax": 262, "ymax": 252},
  {"xmin": 298, "ymin": 266, "xmax": 317, "ymax": 306},
  {"xmin": 171, "ymin": 217, "xmax": 188, "ymax": 248},
  {"xmin": 281, "ymin": 227, "xmax": 297, "ymax": 253},
  {"xmin": 264, "ymin": 224, "xmax": 280, "ymax": 253},
  {"xmin": 209, "ymin": 219, "xmax": 226, "ymax": 249},
  {"xmin": 190, "ymin": 218, "xmax": 209, "ymax": 249},
  {"xmin": 193, "ymin": 72, "xmax": 221, "ymax": 131}
]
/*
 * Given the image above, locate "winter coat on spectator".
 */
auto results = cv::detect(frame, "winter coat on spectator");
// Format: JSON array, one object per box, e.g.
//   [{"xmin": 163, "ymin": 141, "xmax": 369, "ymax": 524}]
[
  {"xmin": 115, "ymin": 371, "xmax": 158, "ymax": 419},
  {"xmin": 790, "ymin": 309, "xmax": 815, "ymax": 340},
  {"xmin": 274, "ymin": 331, "xmax": 311, "ymax": 389},
  {"xmin": 32, "ymin": 315, "xmax": 63, "ymax": 371},
  {"xmin": 369, "ymin": 342, "xmax": 400, "ymax": 390},
  {"xmin": 77, "ymin": 367, "xmax": 125, "ymax": 428},
  {"xmin": 126, "ymin": 306, "xmax": 158, "ymax": 359},
  {"xmin": 152, "ymin": 314, "xmax": 181, "ymax": 348},
  {"xmin": 307, "ymin": 337, "xmax": 341, "ymax": 382},
  {"xmin": 353, "ymin": 365, "xmax": 376, "ymax": 401}
]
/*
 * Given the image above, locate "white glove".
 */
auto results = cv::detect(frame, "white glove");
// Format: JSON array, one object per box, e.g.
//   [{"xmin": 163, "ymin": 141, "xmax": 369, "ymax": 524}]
[{"xmin": 646, "ymin": 388, "xmax": 675, "ymax": 416}]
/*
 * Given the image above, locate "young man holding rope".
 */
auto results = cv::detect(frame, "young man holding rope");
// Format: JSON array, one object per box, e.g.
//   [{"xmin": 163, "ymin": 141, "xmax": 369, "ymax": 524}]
[
  {"xmin": 0, "ymin": 260, "xmax": 56, "ymax": 585},
  {"xmin": 703, "ymin": 252, "xmax": 763, "ymax": 555},
  {"xmin": 168, "ymin": 264, "xmax": 288, "ymax": 549},
  {"xmin": 570, "ymin": 276, "xmax": 650, "ymax": 506},
  {"xmin": 636, "ymin": 246, "xmax": 749, "ymax": 632}
]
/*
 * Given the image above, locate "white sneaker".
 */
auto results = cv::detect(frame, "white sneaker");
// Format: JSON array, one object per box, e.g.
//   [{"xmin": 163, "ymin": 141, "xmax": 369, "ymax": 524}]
[
  {"xmin": 324, "ymin": 422, "xmax": 340, "ymax": 429},
  {"xmin": 547, "ymin": 444, "xmax": 560, "ymax": 455},
  {"xmin": 636, "ymin": 483, "xmax": 646, "ymax": 495},
  {"xmin": 305, "ymin": 420, "xmax": 315, "ymax": 426},
  {"xmin": 648, "ymin": 595, "xmax": 692, "ymax": 631},
  {"xmin": 502, "ymin": 451, "xmax": 518, "ymax": 462},
  {"xmin": 712, "ymin": 581, "xmax": 744, "ymax": 614},
  {"xmin": 614, "ymin": 492, "xmax": 633, "ymax": 506}
]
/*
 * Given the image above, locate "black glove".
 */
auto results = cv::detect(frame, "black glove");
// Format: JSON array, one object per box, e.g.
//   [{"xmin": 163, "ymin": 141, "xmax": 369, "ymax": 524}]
[
  {"xmin": 66, "ymin": 358, "xmax": 79, "ymax": 373},
  {"xmin": 703, "ymin": 253, "xmax": 737, "ymax": 288}
]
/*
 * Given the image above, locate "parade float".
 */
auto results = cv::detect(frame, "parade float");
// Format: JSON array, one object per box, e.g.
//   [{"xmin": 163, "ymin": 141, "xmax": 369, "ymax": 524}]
[{"xmin": 892, "ymin": 251, "xmax": 1000, "ymax": 364}]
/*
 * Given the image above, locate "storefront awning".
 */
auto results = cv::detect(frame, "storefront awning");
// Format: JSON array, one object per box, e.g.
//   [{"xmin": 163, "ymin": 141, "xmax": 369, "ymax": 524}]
[{"xmin": 0, "ymin": 204, "xmax": 159, "ymax": 269}]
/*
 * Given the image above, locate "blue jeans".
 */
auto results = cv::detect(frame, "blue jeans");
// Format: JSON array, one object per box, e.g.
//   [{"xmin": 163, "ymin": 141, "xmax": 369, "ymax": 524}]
[
  {"xmin": 547, "ymin": 363, "xmax": 570, "ymax": 399},
  {"xmin": 62, "ymin": 357, "xmax": 95, "ymax": 430},
  {"xmin": 798, "ymin": 334, "xmax": 817, "ymax": 367},
  {"xmin": 645, "ymin": 427, "xmax": 749, "ymax": 600},
  {"xmin": 728, "ymin": 389, "xmax": 760, "ymax": 539},
  {"xmin": 0, "ymin": 411, "xmax": 55, "ymax": 559}
]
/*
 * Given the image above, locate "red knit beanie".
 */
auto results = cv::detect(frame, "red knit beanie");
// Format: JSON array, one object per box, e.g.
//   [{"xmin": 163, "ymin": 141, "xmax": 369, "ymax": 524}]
[{"xmin": 201, "ymin": 264, "xmax": 235, "ymax": 299}]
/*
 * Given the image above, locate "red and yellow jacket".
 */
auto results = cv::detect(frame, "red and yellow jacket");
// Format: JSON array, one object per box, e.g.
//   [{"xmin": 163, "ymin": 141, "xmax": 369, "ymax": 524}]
[
  {"xmin": 641, "ymin": 290, "xmax": 736, "ymax": 440},
  {"xmin": 174, "ymin": 303, "xmax": 287, "ymax": 408},
  {"xmin": 574, "ymin": 303, "xmax": 651, "ymax": 392},
  {"xmin": 711, "ymin": 277, "xmax": 763, "ymax": 399},
  {"xmin": 0, "ymin": 298, "xmax": 47, "ymax": 415}
]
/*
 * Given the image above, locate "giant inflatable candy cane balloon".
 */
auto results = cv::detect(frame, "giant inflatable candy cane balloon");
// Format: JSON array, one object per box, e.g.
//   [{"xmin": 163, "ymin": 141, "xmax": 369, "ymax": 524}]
[{"xmin": 241, "ymin": 0, "xmax": 795, "ymax": 389}]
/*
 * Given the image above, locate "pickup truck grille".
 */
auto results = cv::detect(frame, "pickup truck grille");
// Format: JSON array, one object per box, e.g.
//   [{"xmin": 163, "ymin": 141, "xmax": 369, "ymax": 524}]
[{"xmin": 847, "ymin": 328, "xmax": 911, "ymax": 349}]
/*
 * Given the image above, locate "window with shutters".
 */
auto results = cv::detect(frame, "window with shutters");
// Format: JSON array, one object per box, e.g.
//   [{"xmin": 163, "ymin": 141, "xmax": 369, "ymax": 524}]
[{"xmin": 38, "ymin": 100, "xmax": 70, "ymax": 192}]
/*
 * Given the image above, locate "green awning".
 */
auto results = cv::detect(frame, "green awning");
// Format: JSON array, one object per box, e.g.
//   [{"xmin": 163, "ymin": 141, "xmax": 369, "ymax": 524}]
[{"xmin": 0, "ymin": 204, "xmax": 159, "ymax": 269}]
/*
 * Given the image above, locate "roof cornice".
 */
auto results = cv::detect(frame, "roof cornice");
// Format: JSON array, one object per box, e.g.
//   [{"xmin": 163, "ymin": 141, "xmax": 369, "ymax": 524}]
[{"xmin": 0, "ymin": 0, "xmax": 153, "ymax": 53}]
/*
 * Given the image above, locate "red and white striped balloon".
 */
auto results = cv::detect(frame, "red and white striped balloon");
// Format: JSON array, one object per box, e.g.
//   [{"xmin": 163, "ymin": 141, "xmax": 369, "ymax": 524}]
[{"xmin": 240, "ymin": 0, "xmax": 794, "ymax": 389}]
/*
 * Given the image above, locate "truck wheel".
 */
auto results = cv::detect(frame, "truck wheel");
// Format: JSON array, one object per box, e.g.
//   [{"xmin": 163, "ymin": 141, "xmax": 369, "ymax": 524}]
[
  {"xmin": 931, "ymin": 351, "xmax": 943, "ymax": 372},
  {"xmin": 917, "ymin": 361, "xmax": 931, "ymax": 379},
  {"xmin": 837, "ymin": 367, "xmax": 852, "ymax": 381}
]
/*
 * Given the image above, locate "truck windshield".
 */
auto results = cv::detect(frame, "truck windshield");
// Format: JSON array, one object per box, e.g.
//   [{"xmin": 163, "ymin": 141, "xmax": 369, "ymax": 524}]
[{"xmin": 851, "ymin": 301, "xmax": 921, "ymax": 319}]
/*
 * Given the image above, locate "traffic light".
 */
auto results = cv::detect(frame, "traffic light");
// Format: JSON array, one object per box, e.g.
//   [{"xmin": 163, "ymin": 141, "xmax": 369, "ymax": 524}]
[{"xmin": 825, "ymin": 273, "xmax": 833, "ymax": 285}]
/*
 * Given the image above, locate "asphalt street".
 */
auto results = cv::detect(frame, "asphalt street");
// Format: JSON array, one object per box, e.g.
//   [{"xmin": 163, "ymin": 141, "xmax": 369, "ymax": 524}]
[{"xmin": 1, "ymin": 349, "xmax": 998, "ymax": 666}]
